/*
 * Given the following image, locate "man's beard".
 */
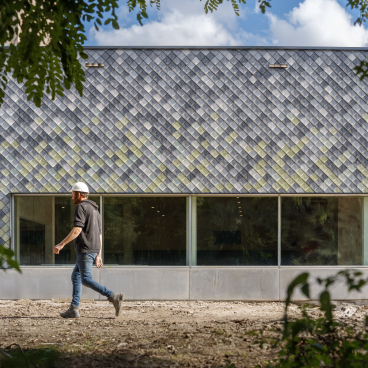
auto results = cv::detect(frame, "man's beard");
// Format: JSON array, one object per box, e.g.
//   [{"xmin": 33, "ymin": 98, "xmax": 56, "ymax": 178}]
[{"xmin": 73, "ymin": 197, "xmax": 82, "ymax": 205}]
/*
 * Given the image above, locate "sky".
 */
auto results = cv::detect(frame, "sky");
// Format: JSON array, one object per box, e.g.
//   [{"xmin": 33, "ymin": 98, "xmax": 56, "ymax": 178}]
[{"xmin": 84, "ymin": 0, "xmax": 368, "ymax": 47}]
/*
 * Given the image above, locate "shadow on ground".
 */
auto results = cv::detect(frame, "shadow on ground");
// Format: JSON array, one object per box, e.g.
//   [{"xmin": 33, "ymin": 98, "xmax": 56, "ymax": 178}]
[{"xmin": 0, "ymin": 347, "xmax": 187, "ymax": 368}]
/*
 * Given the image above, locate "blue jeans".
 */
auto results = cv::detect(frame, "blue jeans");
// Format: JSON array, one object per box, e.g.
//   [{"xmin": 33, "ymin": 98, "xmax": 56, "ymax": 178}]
[{"xmin": 71, "ymin": 253, "xmax": 113, "ymax": 307}]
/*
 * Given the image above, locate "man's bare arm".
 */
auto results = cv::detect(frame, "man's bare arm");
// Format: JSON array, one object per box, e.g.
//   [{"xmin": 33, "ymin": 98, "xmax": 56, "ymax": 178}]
[
  {"xmin": 95, "ymin": 234, "xmax": 103, "ymax": 268},
  {"xmin": 53, "ymin": 227, "xmax": 82, "ymax": 254}
]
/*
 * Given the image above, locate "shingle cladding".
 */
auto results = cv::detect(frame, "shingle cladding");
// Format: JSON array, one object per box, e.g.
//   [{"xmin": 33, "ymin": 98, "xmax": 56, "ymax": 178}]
[{"xmin": 1, "ymin": 47, "xmax": 368, "ymax": 246}]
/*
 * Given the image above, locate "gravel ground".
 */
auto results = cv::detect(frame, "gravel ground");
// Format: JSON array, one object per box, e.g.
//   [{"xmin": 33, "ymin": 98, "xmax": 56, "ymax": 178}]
[{"xmin": 0, "ymin": 299, "xmax": 366, "ymax": 367}]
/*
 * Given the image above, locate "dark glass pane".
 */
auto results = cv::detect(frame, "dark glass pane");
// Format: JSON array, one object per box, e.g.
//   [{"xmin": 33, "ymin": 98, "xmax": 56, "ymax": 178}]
[
  {"xmin": 19, "ymin": 218, "xmax": 45, "ymax": 265},
  {"xmin": 15, "ymin": 196, "xmax": 53, "ymax": 265},
  {"xmin": 281, "ymin": 197, "xmax": 363, "ymax": 265},
  {"xmin": 55, "ymin": 197, "xmax": 75, "ymax": 265},
  {"xmin": 103, "ymin": 197, "xmax": 186, "ymax": 265},
  {"xmin": 196, "ymin": 197, "xmax": 278, "ymax": 265},
  {"xmin": 55, "ymin": 196, "xmax": 99, "ymax": 265}
]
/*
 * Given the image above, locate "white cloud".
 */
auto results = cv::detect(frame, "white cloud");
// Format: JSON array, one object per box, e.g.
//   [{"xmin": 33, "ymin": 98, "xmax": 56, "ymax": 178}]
[
  {"xmin": 92, "ymin": 12, "xmax": 238, "ymax": 46},
  {"xmin": 268, "ymin": 0, "xmax": 368, "ymax": 46},
  {"xmin": 90, "ymin": 0, "xmax": 266, "ymax": 46},
  {"xmin": 254, "ymin": 0, "xmax": 261, "ymax": 14}
]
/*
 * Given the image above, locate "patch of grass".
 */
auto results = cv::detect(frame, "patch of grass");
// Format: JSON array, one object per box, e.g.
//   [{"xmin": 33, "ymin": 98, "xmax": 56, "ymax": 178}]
[
  {"xmin": 225, "ymin": 359, "xmax": 236, "ymax": 368},
  {"xmin": 244, "ymin": 330, "xmax": 258, "ymax": 336},
  {"xmin": 0, "ymin": 345, "xmax": 59, "ymax": 368}
]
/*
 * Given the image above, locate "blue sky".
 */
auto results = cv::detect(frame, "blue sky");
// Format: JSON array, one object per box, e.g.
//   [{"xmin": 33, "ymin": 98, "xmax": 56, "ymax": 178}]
[{"xmin": 84, "ymin": 0, "xmax": 368, "ymax": 47}]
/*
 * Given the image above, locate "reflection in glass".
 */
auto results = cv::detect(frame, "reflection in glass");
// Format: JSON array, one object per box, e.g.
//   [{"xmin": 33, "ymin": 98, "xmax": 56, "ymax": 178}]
[
  {"xmin": 103, "ymin": 197, "xmax": 186, "ymax": 265},
  {"xmin": 281, "ymin": 197, "xmax": 364, "ymax": 265},
  {"xmin": 196, "ymin": 197, "xmax": 278, "ymax": 265},
  {"xmin": 15, "ymin": 195, "xmax": 99, "ymax": 265},
  {"xmin": 15, "ymin": 196, "xmax": 53, "ymax": 265},
  {"xmin": 19, "ymin": 218, "xmax": 45, "ymax": 265}
]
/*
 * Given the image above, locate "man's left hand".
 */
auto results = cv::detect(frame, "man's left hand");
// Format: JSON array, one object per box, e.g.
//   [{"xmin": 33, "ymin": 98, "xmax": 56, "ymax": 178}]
[{"xmin": 95, "ymin": 254, "xmax": 103, "ymax": 268}]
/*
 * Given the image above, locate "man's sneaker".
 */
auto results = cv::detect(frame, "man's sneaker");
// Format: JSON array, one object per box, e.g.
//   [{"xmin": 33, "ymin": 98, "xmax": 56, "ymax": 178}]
[
  {"xmin": 108, "ymin": 293, "xmax": 124, "ymax": 317},
  {"xmin": 60, "ymin": 305, "xmax": 80, "ymax": 318}
]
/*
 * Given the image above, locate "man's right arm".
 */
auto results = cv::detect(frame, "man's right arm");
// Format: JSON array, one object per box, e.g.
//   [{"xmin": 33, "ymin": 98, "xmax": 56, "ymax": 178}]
[{"xmin": 53, "ymin": 227, "xmax": 82, "ymax": 254}]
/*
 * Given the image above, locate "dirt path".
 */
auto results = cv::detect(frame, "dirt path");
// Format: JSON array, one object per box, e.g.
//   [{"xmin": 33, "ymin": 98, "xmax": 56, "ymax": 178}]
[{"xmin": 0, "ymin": 300, "xmax": 365, "ymax": 367}]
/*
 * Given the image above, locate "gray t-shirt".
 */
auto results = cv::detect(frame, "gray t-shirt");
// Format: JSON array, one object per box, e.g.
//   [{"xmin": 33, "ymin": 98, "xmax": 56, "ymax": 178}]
[{"xmin": 73, "ymin": 199, "xmax": 101, "ymax": 254}]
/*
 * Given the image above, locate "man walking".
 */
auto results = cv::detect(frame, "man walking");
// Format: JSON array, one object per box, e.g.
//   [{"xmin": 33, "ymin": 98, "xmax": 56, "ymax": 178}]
[{"xmin": 53, "ymin": 182, "xmax": 124, "ymax": 318}]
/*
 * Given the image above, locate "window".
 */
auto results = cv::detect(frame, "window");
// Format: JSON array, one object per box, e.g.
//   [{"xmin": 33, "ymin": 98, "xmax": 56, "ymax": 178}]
[
  {"xmin": 196, "ymin": 197, "xmax": 278, "ymax": 265},
  {"xmin": 14, "ymin": 194, "xmax": 368, "ymax": 267},
  {"xmin": 15, "ymin": 196, "xmax": 99, "ymax": 265},
  {"xmin": 103, "ymin": 197, "xmax": 187, "ymax": 265},
  {"xmin": 281, "ymin": 197, "xmax": 366, "ymax": 265},
  {"xmin": 15, "ymin": 196, "xmax": 53, "ymax": 265}
]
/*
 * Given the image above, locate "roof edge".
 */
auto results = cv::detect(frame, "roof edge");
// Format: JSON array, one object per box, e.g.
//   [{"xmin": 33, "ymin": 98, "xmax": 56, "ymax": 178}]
[{"xmin": 82, "ymin": 45, "xmax": 368, "ymax": 51}]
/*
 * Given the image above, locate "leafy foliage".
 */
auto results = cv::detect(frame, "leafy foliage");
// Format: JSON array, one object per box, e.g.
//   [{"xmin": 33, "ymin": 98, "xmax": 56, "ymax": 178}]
[
  {"xmin": 127, "ymin": 0, "xmax": 161, "ymax": 26},
  {"xmin": 0, "ymin": 345, "xmax": 59, "ymax": 368},
  {"xmin": 0, "ymin": 244, "xmax": 20, "ymax": 272},
  {"xmin": 347, "ymin": 0, "xmax": 368, "ymax": 25},
  {"xmin": 258, "ymin": 0, "xmax": 272, "ymax": 13},
  {"xmin": 0, "ymin": 0, "xmax": 246, "ymax": 109},
  {"xmin": 260, "ymin": 270, "xmax": 368, "ymax": 367},
  {"xmin": 202, "ymin": 0, "xmax": 246, "ymax": 16},
  {"xmin": 0, "ymin": 0, "xmax": 119, "ymax": 107},
  {"xmin": 346, "ymin": 0, "xmax": 368, "ymax": 80},
  {"xmin": 2, "ymin": 0, "xmax": 368, "ymax": 109},
  {"xmin": 354, "ymin": 60, "xmax": 368, "ymax": 81}
]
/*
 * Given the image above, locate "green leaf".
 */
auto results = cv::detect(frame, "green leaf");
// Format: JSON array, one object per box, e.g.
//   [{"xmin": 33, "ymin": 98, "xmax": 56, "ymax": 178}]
[
  {"xmin": 319, "ymin": 290, "xmax": 332, "ymax": 322},
  {"xmin": 0, "ymin": 245, "xmax": 21, "ymax": 273},
  {"xmin": 0, "ymin": 348, "xmax": 13, "ymax": 359},
  {"xmin": 301, "ymin": 283, "xmax": 310, "ymax": 298},
  {"xmin": 258, "ymin": 0, "xmax": 271, "ymax": 13},
  {"xmin": 286, "ymin": 272, "xmax": 309, "ymax": 307}
]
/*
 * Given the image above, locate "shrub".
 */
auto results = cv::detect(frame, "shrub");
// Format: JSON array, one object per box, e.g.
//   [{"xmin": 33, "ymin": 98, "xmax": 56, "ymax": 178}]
[{"xmin": 261, "ymin": 270, "xmax": 368, "ymax": 368}]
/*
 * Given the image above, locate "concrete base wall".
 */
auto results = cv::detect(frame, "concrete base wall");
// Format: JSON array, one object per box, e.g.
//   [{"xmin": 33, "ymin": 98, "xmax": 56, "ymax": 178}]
[
  {"xmin": 190, "ymin": 268, "xmax": 279, "ymax": 300},
  {"xmin": 0, "ymin": 268, "xmax": 100, "ymax": 300},
  {"xmin": 1, "ymin": 267, "xmax": 368, "ymax": 301},
  {"xmin": 279, "ymin": 268, "xmax": 368, "ymax": 300}
]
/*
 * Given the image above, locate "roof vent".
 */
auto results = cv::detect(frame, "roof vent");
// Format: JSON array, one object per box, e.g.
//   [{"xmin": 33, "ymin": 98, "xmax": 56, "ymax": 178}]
[
  {"xmin": 269, "ymin": 64, "xmax": 287, "ymax": 68},
  {"xmin": 85, "ymin": 63, "xmax": 104, "ymax": 68}
]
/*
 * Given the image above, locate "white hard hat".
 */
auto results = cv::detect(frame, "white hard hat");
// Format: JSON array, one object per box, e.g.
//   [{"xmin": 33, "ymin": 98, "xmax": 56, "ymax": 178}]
[{"xmin": 70, "ymin": 182, "xmax": 89, "ymax": 193}]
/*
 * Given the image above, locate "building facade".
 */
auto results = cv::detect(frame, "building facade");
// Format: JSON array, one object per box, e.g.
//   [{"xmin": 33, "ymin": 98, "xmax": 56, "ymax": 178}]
[{"xmin": 2, "ymin": 47, "xmax": 368, "ymax": 301}]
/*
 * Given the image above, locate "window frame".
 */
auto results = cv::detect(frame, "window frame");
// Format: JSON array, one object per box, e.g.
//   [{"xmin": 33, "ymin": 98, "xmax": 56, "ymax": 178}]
[
  {"xmin": 10, "ymin": 193, "xmax": 368, "ymax": 268},
  {"xmin": 11, "ymin": 193, "xmax": 190, "ymax": 267}
]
